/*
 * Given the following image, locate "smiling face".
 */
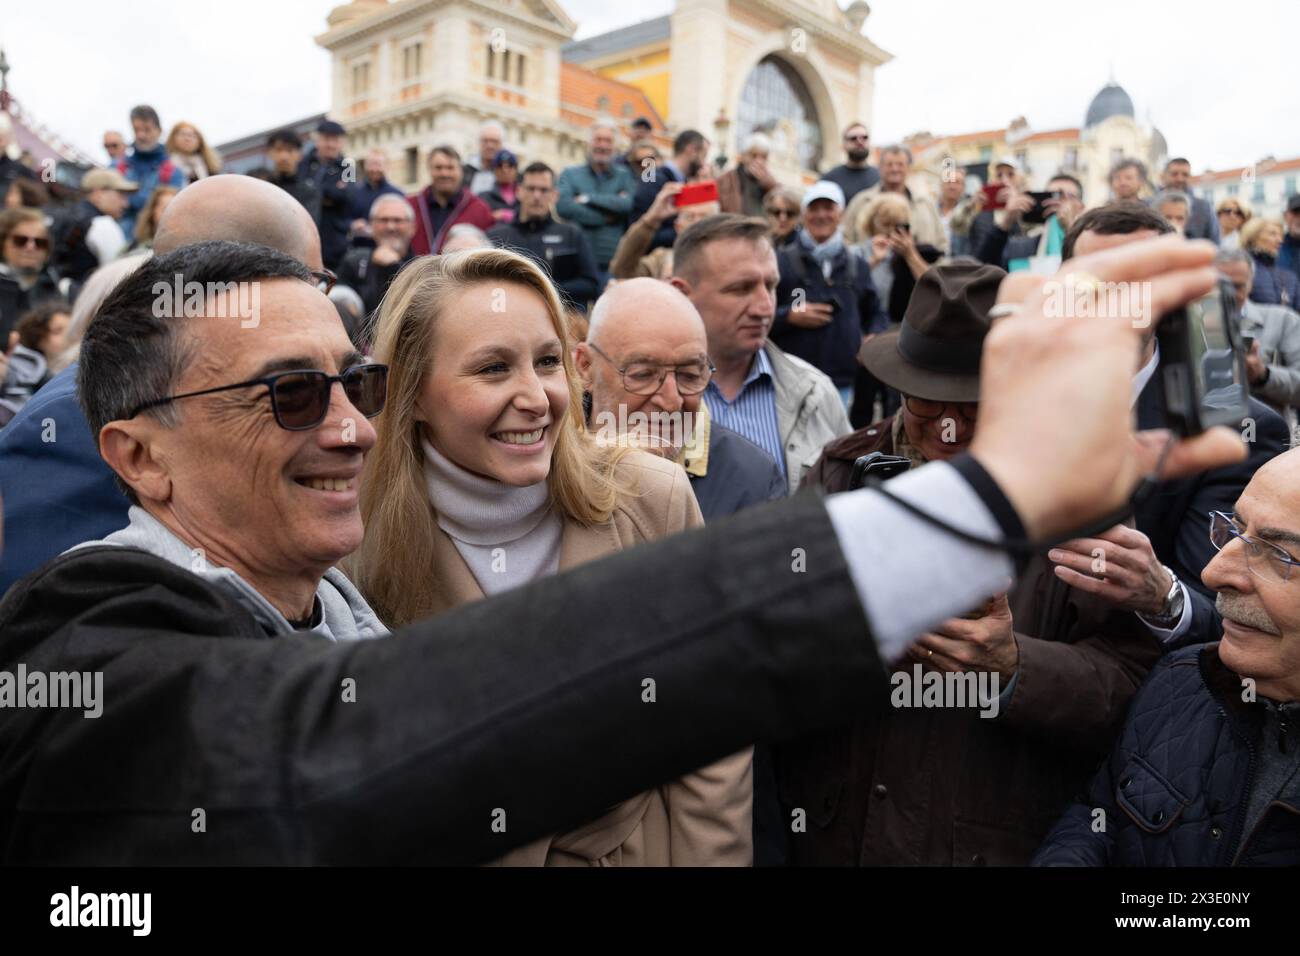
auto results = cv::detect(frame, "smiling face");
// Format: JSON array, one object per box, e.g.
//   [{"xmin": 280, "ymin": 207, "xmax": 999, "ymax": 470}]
[
  {"xmin": 577, "ymin": 281, "xmax": 709, "ymax": 457},
  {"xmin": 803, "ymin": 198, "xmax": 842, "ymax": 243},
  {"xmin": 880, "ymin": 151, "xmax": 909, "ymax": 190},
  {"xmin": 429, "ymin": 151, "xmax": 462, "ymax": 198},
  {"xmin": 589, "ymin": 126, "xmax": 617, "ymax": 167},
  {"xmin": 1202, "ymin": 455, "xmax": 1300, "ymax": 702},
  {"xmin": 418, "ymin": 281, "xmax": 568, "ymax": 486},
  {"xmin": 141, "ymin": 279, "xmax": 377, "ymax": 579}
]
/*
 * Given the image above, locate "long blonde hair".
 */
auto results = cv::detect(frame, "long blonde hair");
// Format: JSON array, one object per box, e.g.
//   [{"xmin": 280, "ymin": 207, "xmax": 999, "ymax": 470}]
[
  {"xmin": 351, "ymin": 247, "xmax": 631, "ymax": 626},
  {"xmin": 165, "ymin": 121, "xmax": 222, "ymax": 176}
]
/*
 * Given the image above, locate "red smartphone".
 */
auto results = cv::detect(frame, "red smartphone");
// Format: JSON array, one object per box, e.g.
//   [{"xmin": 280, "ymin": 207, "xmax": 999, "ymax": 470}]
[
  {"xmin": 980, "ymin": 182, "xmax": 1006, "ymax": 210},
  {"xmin": 674, "ymin": 181, "xmax": 719, "ymax": 207}
]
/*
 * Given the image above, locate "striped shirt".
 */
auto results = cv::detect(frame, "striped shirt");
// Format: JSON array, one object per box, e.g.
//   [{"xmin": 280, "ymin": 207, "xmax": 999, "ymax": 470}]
[{"xmin": 703, "ymin": 348, "xmax": 786, "ymax": 491}]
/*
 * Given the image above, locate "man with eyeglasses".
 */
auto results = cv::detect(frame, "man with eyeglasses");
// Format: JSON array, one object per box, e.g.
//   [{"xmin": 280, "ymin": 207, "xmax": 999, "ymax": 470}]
[
  {"xmin": 334, "ymin": 193, "xmax": 415, "ymax": 324},
  {"xmin": 1036, "ymin": 449, "xmax": 1300, "ymax": 866},
  {"xmin": 0, "ymin": 232, "xmax": 1251, "ymax": 864},
  {"xmin": 576, "ymin": 277, "xmax": 785, "ymax": 520},
  {"xmin": 1218, "ymin": 249, "xmax": 1300, "ymax": 420},
  {"xmin": 102, "ymin": 131, "xmax": 128, "ymax": 165},
  {"xmin": 1045, "ymin": 207, "xmax": 1288, "ymax": 651},
  {"xmin": 0, "ymin": 174, "xmax": 329, "ymax": 594},
  {"xmin": 784, "ymin": 260, "xmax": 1163, "ymax": 866},
  {"xmin": 822, "ymin": 122, "xmax": 880, "ymax": 206}
]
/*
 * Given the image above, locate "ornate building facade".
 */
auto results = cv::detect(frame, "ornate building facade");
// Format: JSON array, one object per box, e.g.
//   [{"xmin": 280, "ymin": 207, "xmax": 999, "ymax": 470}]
[
  {"xmin": 905, "ymin": 82, "xmax": 1169, "ymax": 205},
  {"xmin": 312, "ymin": 0, "xmax": 892, "ymax": 189}
]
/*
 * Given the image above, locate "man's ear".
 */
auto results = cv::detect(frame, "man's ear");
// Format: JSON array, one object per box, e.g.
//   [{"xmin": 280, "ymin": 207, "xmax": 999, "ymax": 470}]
[
  {"xmin": 668, "ymin": 275, "xmax": 692, "ymax": 298},
  {"xmin": 99, "ymin": 420, "xmax": 172, "ymax": 504},
  {"xmin": 573, "ymin": 342, "xmax": 595, "ymax": 390}
]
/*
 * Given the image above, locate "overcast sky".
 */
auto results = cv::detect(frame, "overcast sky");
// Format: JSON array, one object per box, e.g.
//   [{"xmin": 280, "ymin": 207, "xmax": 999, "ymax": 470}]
[{"xmin": 5, "ymin": 0, "xmax": 1296, "ymax": 173}]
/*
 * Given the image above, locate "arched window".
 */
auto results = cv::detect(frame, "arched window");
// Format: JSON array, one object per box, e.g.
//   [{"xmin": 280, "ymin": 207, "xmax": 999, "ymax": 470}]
[{"xmin": 737, "ymin": 55, "xmax": 822, "ymax": 170}]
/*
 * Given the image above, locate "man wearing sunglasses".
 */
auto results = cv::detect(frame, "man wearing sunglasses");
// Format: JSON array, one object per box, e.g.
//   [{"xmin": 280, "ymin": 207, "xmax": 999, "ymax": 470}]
[
  {"xmin": 1037, "ymin": 449, "xmax": 1300, "ymax": 866},
  {"xmin": 0, "ymin": 174, "xmax": 328, "ymax": 594},
  {"xmin": 0, "ymin": 233, "xmax": 1248, "ymax": 865},
  {"xmin": 822, "ymin": 122, "xmax": 880, "ymax": 207}
]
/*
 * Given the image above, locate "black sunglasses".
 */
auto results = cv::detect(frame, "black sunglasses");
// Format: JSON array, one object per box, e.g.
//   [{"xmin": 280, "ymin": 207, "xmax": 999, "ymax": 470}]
[{"xmin": 128, "ymin": 364, "xmax": 388, "ymax": 431}]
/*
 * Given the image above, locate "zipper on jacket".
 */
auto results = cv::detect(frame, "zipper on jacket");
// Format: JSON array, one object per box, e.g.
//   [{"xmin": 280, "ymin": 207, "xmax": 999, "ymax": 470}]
[{"xmin": 1220, "ymin": 701, "xmax": 1257, "ymax": 867}]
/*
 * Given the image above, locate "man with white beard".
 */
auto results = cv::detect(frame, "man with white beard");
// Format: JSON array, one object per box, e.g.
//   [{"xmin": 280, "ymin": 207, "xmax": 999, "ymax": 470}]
[{"xmin": 1036, "ymin": 449, "xmax": 1300, "ymax": 866}]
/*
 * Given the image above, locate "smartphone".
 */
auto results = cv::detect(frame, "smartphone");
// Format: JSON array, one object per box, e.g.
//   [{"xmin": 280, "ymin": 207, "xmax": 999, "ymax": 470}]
[
  {"xmin": 1021, "ymin": 191, "xmax": 1057, "ymax": 226},
  {"xmin": 980, "ymin": 182, "xmax": 1006, "ymax": 210},
  {"xmin": 1155, "ymin": 278, "xmax": 1250, "ymax": 436},
  {"xmin": 674, "ymin": 181, "xmax": 720, "ymax": 207},
  {"xmin": 847, "ymin": 452, "xmax": 911, "ymax": 491}
]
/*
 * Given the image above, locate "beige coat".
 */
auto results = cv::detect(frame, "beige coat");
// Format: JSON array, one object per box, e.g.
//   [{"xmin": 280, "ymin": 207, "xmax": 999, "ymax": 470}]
[
  {"xmin": 843, "ymin": 182, "xmax": 949, "ymax": 253},
  {"xmin": 424, "ymin": 450, "xmax": 754, "ymax": 866}
]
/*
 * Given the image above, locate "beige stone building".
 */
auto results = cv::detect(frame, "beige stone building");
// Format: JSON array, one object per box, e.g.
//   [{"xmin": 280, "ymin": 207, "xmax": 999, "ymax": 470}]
[
  {"xmin": 314, "ymin": 0, "xmax": 892, "ymax": 189},
  {"xmin": 905, "ymin": 82, "xmax": 1169, "ymax": 206}
]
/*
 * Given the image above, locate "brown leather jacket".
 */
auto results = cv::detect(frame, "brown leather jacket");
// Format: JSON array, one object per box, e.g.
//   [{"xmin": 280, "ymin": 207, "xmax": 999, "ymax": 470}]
[{"xmin": 775, "ymin": 417, "xmax": 1162, "ymax": 865}]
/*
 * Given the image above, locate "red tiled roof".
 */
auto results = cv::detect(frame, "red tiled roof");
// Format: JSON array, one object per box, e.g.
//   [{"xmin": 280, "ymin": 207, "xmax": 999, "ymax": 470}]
[
  {"xmin": 1018, "ymin": 127, "xmax": 1080, "ymax": 144},
  {"xmin": 559, "ymin": 63, "xmax": 665, "ymax": 133},
  {"xmin": 1192, "ymin": 156, "xmax": 1300, "ymax": 184}
]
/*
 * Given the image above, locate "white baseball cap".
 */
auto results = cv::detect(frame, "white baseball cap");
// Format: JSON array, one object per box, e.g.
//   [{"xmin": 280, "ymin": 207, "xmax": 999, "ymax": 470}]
[{"xmin": 801, "ymin": 180, "xmax": 846, "ymax": 210}]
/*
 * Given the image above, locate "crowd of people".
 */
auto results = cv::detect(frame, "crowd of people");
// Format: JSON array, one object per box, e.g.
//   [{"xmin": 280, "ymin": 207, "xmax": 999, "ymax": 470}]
[{"xmin": 0, "ymin": 100, "xmax": 1298, "ymax": 867}]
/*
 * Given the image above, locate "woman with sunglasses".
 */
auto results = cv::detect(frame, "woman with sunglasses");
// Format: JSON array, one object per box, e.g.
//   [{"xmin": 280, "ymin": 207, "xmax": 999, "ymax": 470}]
[
  {"xmin": 763, "ymin": 185, "xmax": 804, "ymax": 250},
  {"xmin": 0, "ymin": 208, "xmax": 64, "ymax": 344},
  {"xmin": 350, "ymin": 247, "xmax": 752, "ymax": 866},
  {"xmin": 1216, "ymin": 199, "xmax": 1252, "ymax": 252}
]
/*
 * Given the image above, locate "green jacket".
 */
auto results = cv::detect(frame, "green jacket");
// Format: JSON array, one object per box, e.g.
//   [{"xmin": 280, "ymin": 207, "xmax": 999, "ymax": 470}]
[{"xmin": 556, "ymin": 162, "xmax": 637, "ymax": 266}]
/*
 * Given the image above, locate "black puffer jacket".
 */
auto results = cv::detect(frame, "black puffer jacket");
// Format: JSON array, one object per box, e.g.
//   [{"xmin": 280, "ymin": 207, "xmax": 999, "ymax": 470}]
[{"xmin": 1034, "ymin": 644, "xmax": 1300, "ymax": 866}]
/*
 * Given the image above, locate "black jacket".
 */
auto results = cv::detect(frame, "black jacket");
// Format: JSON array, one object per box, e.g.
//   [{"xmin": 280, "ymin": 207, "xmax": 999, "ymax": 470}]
[
  {"xmin": 0, "ymin": 266, "xmax": 63, "ymax": 343},
  {"xmin": 772, "ymin": 240, "xmax": 887, "ymax": 387},
  {"xmin": 299, "ymin": 148, "xmax": 352, "ymax": 270},
  {"xmin": 271, "ymin": 170, "xmax": 321, "ymax": 227},
  {"xmin": 1035, "ymin": 645, "xmax": 1300, "ymax": 866},
  {"xmin": 48, "ymin": 199, "xmax": 103, "ymax": 284},
  {"xmin": 689, "ymin": 422, "xmax": 787, "ymax": 519},
  {"xmin": 630, "ymin": 164, "xmax": 683, "ymax": 252},
  {"xmin": 335, "ymin": 242, "xmax": 413, "ymax": 326},
  {"xmin": 0, "ymin": 494, "xmax": 887, "ymax": 865},
  {"xmin": 488, "ymin": 214, "xmax": 600, "ymax": 311}
]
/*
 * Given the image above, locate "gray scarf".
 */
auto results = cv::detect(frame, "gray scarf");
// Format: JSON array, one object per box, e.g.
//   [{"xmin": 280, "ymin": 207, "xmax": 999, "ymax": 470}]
[{"xmin": 798, "ymin": 227, "xmax": 846, "ymax": 278}]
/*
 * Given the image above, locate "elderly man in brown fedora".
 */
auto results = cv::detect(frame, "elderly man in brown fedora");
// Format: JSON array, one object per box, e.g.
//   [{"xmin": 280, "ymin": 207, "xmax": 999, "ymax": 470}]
[{"xmin": 771, "ymin": 260, "xmax": 1165, "ymax": 866}]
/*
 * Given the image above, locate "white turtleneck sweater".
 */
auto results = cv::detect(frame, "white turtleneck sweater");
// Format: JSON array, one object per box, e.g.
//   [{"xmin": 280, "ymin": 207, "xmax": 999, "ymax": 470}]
[{"xmin": 421, "ymin": 436, "xmax": 564, "ymax": 596}]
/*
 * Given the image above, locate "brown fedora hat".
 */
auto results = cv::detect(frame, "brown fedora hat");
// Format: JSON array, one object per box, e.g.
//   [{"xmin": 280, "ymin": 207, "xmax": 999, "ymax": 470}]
[{"xmin": 858, "ymin": 260, "xmax": 1006, "ymax": 403}]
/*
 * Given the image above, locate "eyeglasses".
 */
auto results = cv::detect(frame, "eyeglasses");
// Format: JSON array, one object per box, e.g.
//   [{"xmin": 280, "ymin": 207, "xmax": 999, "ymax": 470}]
[
  {"xmin": 903, "ymin": 395, "xmax": 978, "ymax": 422},
  {"xmin": 127, "ymin": 364, "xmax": 389, "ymax": 431},
  {"xmin": 1209, "ymin": 511, "xmax": 1300, "ymax": 585},
  {"xmin": 767, "ymin": 208, "xmax": 799, "ymax": 220},
  {"xmin": 587, "ymin": 343, "xmax": 715, "ymax": 396},
  {"xmin": 310, "ymin": 269, "xmax": 337, "ymax": 295},
  {"xmin": 7, "ymin": 234, "xmax": 50, "ymax": 250}
]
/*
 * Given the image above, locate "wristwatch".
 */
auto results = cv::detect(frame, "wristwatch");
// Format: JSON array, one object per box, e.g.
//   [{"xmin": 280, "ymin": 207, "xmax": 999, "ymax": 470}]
[{"xmin": 1142, "ymin": 565, "xmax": 1185, "ymax": 628}]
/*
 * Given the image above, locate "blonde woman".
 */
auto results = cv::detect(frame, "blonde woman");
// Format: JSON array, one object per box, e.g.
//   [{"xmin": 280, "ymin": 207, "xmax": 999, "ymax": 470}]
[
  {"xmin": 165, "ymin": 121, "xmax": 222, "ymax": 181},
  {"xmin": 1216, "ymin": 198, "xmax": 1252, "ymax": 252},
  {"xmin": 849, "ymin": 192, "xmax": 941, "ymax": 424},
  {"xmin": 131, "ymin": 185, "xmax": 178, "ymax": 251},
  {"xmin": 351, "ymin": 247, "xmax": 752, "ymax": 866},
  {"xmin": 1242, "ymin": 218, "xmax": 1298, "ymax": 307}
]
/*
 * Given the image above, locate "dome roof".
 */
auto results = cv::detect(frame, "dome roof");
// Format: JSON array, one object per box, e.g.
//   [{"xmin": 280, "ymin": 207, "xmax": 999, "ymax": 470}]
[{"xmin": 1085, "ymin": 83, "xmax": 1135, "ymax": 127}]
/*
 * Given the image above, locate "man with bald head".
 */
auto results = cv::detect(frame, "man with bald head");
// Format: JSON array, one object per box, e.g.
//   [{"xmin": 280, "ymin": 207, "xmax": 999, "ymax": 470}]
[
  {"xmin": 576, "ymin": 277, "xmax": 785, "ymax": 521},
  {"xmin": 0, "ymin": 174, "xmax": 327, "ymax": 591},
  {"xmin": 1037, "ymin": 449, "xmax": 1300, "ymax": 866}
]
